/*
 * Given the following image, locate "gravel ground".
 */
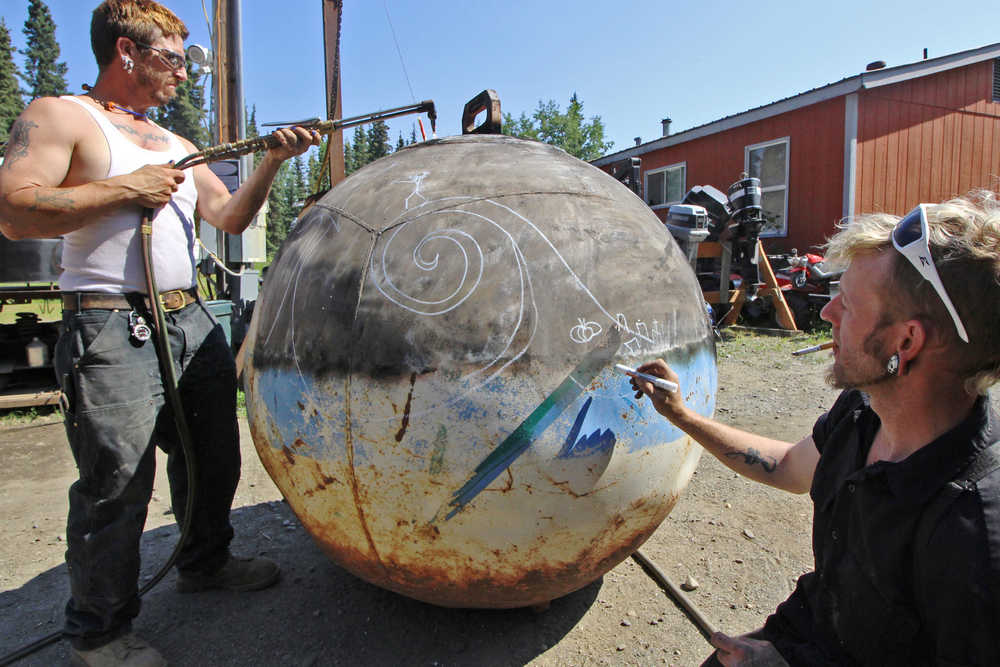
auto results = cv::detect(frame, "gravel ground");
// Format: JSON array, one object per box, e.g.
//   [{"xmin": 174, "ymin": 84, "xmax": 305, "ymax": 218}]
[{"xmin": 1, "ymin": 328, "xmax": 856, "ymax": 666}]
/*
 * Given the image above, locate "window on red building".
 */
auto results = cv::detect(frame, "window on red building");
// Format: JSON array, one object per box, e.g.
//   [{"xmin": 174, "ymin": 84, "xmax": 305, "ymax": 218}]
[
  {"xmin": 745, "ymin": 138, "xmax": 789, "ymax": 237},
  {"xmin": 644, "ymin": 163, "xmax": 686, "ymax": 208}
]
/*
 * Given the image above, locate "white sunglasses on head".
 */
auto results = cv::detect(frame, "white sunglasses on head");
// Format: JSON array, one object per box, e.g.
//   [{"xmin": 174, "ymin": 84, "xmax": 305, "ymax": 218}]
[{"xmin": 890, "ymin": 204, "xmax": 969, "ymax": 343}]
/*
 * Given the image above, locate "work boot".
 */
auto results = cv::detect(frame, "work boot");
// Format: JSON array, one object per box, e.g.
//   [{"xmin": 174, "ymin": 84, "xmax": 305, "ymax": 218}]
[
  {"xmin": 70, "ymin": 633, "xmax": 166, "ymax": 667},
  {"xmin": 176, "ymin": 555, "xmax": 280, "ymax": 593}
]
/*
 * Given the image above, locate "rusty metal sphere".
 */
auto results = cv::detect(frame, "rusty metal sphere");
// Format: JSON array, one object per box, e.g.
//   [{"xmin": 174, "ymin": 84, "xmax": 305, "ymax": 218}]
[{"xmin": 244, "ymin": 135, "xmax": 716, "ymax": 608}]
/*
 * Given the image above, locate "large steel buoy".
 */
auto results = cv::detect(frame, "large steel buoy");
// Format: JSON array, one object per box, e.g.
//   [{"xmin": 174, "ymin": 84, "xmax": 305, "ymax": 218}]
[{"xmin": 244, "ymin": 134, "xmax": 716, "ymax": 608}]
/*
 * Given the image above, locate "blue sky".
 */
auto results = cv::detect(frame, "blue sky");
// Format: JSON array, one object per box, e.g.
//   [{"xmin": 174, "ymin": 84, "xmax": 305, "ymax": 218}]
[{"xmin": 3, "ymin": 0, "xmax": 1000, "ymax": 154}]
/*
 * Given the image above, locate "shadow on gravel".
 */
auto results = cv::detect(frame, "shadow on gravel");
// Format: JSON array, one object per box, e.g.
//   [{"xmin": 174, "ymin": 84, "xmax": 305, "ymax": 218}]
[{"xmin": 1, "ymin": 500, "xmax": 599, "ymax": 667}]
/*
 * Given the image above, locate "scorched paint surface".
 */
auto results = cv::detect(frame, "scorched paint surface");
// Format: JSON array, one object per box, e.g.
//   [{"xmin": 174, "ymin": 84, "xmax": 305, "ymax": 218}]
[{"xmin": 244, "ymin": 135, "xmax": 716, "ymax": 608}]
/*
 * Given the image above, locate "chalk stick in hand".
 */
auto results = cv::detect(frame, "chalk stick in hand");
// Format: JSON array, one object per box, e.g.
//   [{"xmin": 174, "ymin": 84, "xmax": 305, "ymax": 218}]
[{"xmin": 615, "ymin": 364, "xmax": 679, "ymax": 392}]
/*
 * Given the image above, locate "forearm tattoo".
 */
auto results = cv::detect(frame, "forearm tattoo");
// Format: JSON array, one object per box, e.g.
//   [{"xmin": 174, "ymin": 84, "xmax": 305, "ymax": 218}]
[
  {"xmin": 30, "ymin": 190, "xmax": 76, "ymax": 212},
  {"xmin": 725, "ymin": 447, "xmax": 778, "ymax": 473},
  {"xmin": 3, "ymin": 119, "xmax": 37, "ymax": 169},
  {"xmin": 113, "ymin": 122, "xmax": 168, "ymax": 146}
]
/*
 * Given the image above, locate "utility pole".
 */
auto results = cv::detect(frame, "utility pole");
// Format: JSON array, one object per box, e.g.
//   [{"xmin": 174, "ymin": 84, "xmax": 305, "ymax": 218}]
[
  {"xmin": 322, "ymin": 0, "xmax": 346, "ymax": 186},
  {"xmin": 209, "ymin": 0, "xmax": 261, "ymax": 347}
]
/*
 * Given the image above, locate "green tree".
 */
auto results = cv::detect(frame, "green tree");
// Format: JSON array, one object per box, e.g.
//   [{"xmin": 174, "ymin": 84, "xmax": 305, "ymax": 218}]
[
  {"xmin": 288, "ymin": 154, "xmax": 306, "ymax": 205},
  {"xmin": 264, "ymin": 155, "xmax": 309, "ymax": 260},
  {"xmin": 0, "ymin": 19, "xmax": 24, "ymax": 150},
  {"xmin": 306, "ymin": 148, "xmax": 329, "ymax": 194},
  {"xmin": 503, "ymin": 110, "xmax": 539, "ymax": 141},
  {"xmin": 19, "ymin": 0, "xmax": 68, "ymax": 100},
  {"xmin": 265, "ymin": 161, "xmax": 292, "ymax": 261},
  {"xmin": 395, "ymin": 131, "xmax": 405, "ymax": 152},
  {"xmin": 502, "ymin": 93, "xmax": 613, "ymax": 161},
  {"xmin": 367, "ymin": 119, "xmax": 391, "ymax": 161},
  {"xmin": 246, "ymin": 105, "xmax": 258, "ymax": 137},
  {"xmin": 151, "ymin": 62, "xmax": 207, "ymax": 148},
  {"xmin": 246, "ymin": 104, "xmax": 263, "ymax": 168},
  {"xmin": 343, "ymin": 140, "xmax": 356, "ymax": 176},
  {"xmin": 347, "ymin": 126, "xmax": 368, "ymax": 176}
]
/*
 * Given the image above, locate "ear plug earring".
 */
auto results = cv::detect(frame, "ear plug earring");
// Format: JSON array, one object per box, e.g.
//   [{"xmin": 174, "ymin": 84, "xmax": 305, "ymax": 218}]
[{"xmin": 886, "ymin": 353, "xmax": 900, "ymax": 376}]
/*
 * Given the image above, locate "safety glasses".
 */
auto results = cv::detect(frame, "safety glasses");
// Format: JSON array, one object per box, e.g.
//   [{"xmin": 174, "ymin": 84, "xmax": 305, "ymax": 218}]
[
  {"xmin": 891, "ymin": 204, "xmax": 969, "ymax": 342},
  {"xmin": 135, "ymin": 42, "xmax": 186, "ymax": 71}
]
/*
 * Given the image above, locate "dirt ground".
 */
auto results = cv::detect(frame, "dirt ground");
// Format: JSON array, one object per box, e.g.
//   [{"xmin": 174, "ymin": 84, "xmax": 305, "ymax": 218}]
[{"xmin": 1, "ymin": 330, "xmax": 844, "ymax": 666}]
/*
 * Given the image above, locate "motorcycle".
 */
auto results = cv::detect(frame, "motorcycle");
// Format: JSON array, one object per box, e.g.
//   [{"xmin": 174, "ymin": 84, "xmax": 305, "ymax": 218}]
[{"xmin": 770, "ymin": 249, "xmax": 843, "ymax": 330}]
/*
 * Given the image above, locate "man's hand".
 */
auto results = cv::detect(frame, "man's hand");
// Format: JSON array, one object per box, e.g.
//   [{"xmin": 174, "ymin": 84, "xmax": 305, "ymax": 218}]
[
  {"xmin": 265, "ymin": 126, "xmax": 322, "ymax": 162},
  {"xmin": 710, "ymin": 632, "xmax": 789, "ymax": 667},
  {"xmin": 630, "ymin": 358, "xmax": 687, "ymax": 421},
  {"xmin": 122, "ymin": 163, "xmax": 186, "ymax": 208},
  {"xmin": 627, "ymin": 359, "xmax": 818, "ymax": 493}
]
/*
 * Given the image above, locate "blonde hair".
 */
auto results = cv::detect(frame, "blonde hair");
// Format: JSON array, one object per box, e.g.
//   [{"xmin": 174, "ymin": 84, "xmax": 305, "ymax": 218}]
[
  {"xmin": 825, "ymin": 190, "xmax": 1000, "ymax": 394},
  {"xmin": 91, "ymin": 0, "xmax": 188, "ymax": 69}
]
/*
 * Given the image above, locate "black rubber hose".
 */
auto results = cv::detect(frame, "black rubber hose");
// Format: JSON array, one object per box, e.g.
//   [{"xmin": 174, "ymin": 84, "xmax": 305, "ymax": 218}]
[
  {"xmin": 135, "ymin": 206, "xmax": 198, "ymax": 596},
  {"xmin": 0, "ymin": 208, "xmax": 200, "ymax": 666}
]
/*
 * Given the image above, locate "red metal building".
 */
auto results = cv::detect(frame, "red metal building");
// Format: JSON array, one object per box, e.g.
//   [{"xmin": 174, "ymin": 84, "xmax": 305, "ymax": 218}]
[{"xmin": 593, "ymin": 42, "xmax": 1000, "ymax": 254}]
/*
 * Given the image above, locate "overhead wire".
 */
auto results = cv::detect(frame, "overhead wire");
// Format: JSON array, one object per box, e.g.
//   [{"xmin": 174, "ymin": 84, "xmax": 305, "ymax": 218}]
[
  {"xmin": 382, "ymin": 0, "xmax": 427, "ymax": 140},
  {"xmin": 383, "ymin": 0, "xmax": 415, "ymax": 102}
]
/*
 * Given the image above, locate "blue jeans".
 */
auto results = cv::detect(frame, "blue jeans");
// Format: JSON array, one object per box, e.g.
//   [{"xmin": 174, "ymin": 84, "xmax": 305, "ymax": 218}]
[{"xmin": 54, "ymin": 299, "xmax": 240, "ymax": 649}]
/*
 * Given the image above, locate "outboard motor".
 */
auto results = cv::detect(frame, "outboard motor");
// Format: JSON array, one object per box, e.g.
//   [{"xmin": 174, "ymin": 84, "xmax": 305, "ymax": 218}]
[{"xmin": 665, "ymin": 204, "xmax": 710, "ymax": 271}]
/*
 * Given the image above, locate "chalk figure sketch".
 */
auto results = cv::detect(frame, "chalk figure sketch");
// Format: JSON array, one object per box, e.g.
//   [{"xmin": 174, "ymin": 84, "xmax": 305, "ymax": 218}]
[{"xmin": 392, "ymin": 171, "xmax": 430, "ymax": 210}]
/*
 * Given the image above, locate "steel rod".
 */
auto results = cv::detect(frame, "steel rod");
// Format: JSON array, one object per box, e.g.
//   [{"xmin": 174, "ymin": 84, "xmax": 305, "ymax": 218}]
[
  {"xmin": 174, "ymin": 100, "xmax": 436, "ymax": 170},
  {"xmin": 632, "ymin": 549, "xmax": 718, "ymax": 642}
]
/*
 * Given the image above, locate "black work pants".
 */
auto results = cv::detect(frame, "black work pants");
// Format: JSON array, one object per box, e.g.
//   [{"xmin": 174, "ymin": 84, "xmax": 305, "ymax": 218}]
[{"xmin": 54, "ymin": 299, "xmax": 240, "ymax": 650}]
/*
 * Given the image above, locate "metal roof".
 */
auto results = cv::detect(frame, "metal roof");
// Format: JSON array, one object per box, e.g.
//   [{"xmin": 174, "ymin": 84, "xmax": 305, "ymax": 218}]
[{"xmin": 593, "ymin": 42, "xmax": 1000, "ymax": 167}]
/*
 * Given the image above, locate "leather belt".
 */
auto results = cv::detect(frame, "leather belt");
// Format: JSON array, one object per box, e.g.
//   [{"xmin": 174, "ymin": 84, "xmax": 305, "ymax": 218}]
[{"xmin": 62, "ymin": 288, "xmax": 198, "ymax": 313}]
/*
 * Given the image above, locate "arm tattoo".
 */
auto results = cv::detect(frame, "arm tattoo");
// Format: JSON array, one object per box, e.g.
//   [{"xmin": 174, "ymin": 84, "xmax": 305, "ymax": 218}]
[
  {"xmin": 725, "ymin": 447, "xmax": 778, "ymax": 473},
  {"xmin": 2, "ymin": 119, "xmax": 38, "ymax": 169},
  {"xmin": 30, "ymin": 190, "xmax": 76, "ymax": 212},
  {"xmin": 113, "ymin": 122, "xmax": 168, "ymax": 146}
]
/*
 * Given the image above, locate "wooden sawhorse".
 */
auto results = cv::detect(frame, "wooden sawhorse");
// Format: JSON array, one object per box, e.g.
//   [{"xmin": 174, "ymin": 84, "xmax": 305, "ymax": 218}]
[{"xmin": 697, "ymin": 240, "xmax": 798, "ymax": 331}]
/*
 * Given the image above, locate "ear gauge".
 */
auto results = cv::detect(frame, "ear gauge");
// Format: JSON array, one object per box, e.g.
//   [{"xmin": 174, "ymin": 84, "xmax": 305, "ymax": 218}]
[
  {"xmin": 122, "ymin": 56, "xmax": 134, "ymax": 73},
  {"xmin": 886, "ymin": 352, "xmax": 900, "ymax": 376}
]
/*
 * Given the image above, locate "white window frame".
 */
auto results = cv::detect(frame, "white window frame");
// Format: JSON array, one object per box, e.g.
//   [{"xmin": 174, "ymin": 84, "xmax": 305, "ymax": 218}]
[
  {"xmin": 744, "ymin": 137, "xmax": 790, "ymax": 238},
  {"xmin": 643, "ymin": 162, "xmax": 686, "ymax": 209}
]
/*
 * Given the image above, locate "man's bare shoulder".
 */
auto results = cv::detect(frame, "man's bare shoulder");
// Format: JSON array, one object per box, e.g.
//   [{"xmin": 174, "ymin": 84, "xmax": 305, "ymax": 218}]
[
  {"xmin": 1, "ymin": 96, "xmax": 107, "ymax": 187},
  {"xmin": 19, "ymin": 95, "xmax": 93, "ymax": 128},
  {"xmin": 7, "ymin": 96, "xmax": 95, "ymax": 153}
]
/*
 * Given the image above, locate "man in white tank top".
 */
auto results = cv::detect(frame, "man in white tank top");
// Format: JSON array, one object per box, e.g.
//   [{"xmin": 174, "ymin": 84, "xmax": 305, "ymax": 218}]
[{"xmin": 0, "ymin": 2, "xmax": 318, "ymax": 665}]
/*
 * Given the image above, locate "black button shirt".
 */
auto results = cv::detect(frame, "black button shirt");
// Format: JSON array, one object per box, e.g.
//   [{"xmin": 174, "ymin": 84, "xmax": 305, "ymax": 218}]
[{"xmin": 760, "ymin": 389, "xmax": 1000, "ymax": 666}]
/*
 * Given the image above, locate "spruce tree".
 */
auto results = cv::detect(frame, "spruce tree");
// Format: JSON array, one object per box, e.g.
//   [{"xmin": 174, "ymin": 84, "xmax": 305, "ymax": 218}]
[
  {"xmin": 289, "ymin": 154, "xmax": 306, "ymax": 207},
  {"xmin": 265, "ymin": 161, "xmax": 292, "ymax": 261},
  {"xmin": 264, "ymin": 155, "xmax": 309, "ymax": 260},
  {"xmin": 246, "ymin": 104, "xmax": 262, "ymax": 167},
  {"xmin": 343, "ymin": 141, "xmax": 356, "ymax": 176},
  {"xmin": 367, "ymin": 119, "xmax": 391, "ymax": 161},
  {"xmin": 350, "ymin": 126, "xmax": 369, "ymax": 172},
  {"xmin": 0, "ymin": 19, "xmax": 24, "ymax": 149},
  {"xmin": 306, "ymin": 149, "xmax": 329, "ymax": 194},
  {"xmin": 20, "ymin": 0, "xmax": 68, "ymax": 100}
]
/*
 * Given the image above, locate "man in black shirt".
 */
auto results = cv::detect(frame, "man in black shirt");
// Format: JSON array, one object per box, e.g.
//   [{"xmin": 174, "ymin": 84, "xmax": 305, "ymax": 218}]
[{"xmin": 632, "ymin": 192, "xmax": 1000, "ymax": 665}]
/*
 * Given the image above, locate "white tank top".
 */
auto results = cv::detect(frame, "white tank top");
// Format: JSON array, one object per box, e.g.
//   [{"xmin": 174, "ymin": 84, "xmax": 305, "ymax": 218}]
[{"xmin": 59, "ymin": 95, "xmax": 199, "ymax": 293}]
